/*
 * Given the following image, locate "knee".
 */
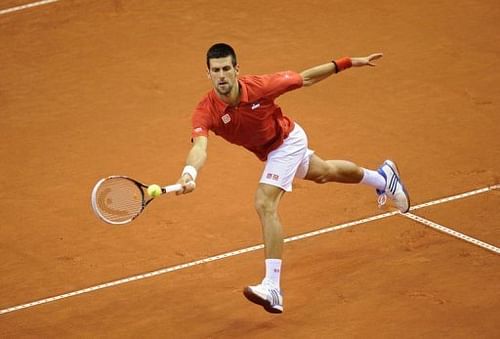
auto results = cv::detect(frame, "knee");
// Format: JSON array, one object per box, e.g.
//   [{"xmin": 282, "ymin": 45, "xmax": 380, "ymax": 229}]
[
  {"xmin": 254, "ymin": 194, "xmax": 278, "ymax": 218},
  {"xmin": 313, "ymin": 174, "xmax": 329, "ymax": 184},
  {"xmin": 305, "ymin": 157, "xmax": 333, "ymax": 184},
  {"xmin": 312, "ymin": 164, "xmax": 333, "ymax": 184}
]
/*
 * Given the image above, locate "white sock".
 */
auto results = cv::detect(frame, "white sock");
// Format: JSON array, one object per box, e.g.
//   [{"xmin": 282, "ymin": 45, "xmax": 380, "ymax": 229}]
[
  {"xmin": 264, "ymin": 259, "xmax": 282, "ymax": 288},
  {"xmin": 360, "ymin": 168, "xmax": 386, "ymax": 191}
]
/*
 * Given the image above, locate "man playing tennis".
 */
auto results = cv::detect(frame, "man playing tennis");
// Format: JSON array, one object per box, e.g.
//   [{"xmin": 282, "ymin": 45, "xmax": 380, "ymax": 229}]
[{"xmin": 176, "ymin": 43, "xmax": 410, "ymax": 313}]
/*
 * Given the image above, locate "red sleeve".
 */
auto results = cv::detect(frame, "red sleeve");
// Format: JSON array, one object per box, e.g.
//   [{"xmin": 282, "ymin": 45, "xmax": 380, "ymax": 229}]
[
  {"xmin": 253, "ymin": 71, "xmax": 303, "ymax": 99},
  {"xmin": 191, "ymin": 99, "xmax": 212, "ymax": 138}
]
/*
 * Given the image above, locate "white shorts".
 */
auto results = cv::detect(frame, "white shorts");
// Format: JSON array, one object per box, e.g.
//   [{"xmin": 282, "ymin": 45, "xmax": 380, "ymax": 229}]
[{"xmin": 259, "ymin": 123, "xmax": 314, "ymax": 192}]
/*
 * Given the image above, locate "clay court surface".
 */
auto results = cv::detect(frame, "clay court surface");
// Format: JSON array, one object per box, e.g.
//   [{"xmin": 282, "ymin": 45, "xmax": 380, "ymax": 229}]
[{"xmin": 1, "ymin": 0, "xmax": 499, "ymax": 337}]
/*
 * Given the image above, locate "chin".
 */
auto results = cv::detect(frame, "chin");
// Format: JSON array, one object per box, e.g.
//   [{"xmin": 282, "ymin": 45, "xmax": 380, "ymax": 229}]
[{"xmin": 217, "ymin": 87, "xmax": 231, "ymax": 95}]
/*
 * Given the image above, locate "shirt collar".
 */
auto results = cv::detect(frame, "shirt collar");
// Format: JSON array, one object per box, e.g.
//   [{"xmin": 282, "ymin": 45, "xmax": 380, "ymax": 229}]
[
  {"xmin": 238, "ymin": 79, "xmax": 249, "ymax": 103},
  {"xmin": 209, "ymin": 79, "xmax": 249, "ymax": 112}
]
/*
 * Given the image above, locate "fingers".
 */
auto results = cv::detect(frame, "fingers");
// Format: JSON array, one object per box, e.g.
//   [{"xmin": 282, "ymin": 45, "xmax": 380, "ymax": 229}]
[
  {"xmin": 369, "ymin": 53, "xmax": 384, "ymax": 60},
  {"xmin": 367, "ymin": 53, "xmax": 383, "ymax": 66},
  {"xmin": 183, "ymin": 180, "xmax": 196, "ymax": 194},
  {"xmin": 175, "ymin": 177, "xmax": 196, "ymax": 195},
  {"xmin": 351, "ymin": 53, "xmax": 383, "ymax": 67}
]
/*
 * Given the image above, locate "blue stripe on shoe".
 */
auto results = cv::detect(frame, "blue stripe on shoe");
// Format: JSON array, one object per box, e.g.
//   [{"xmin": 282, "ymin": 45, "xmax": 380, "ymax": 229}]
[
  {"xmin": 270, "ymin": 289, "xmax": 280, "ymax": 306},
  {"xmin": 389, "ymin": 174, "xmax": 398, "ymax": 194},
  {"xmin": 377, "ymin": 167, "xmax": 388, "ymax": 194}
]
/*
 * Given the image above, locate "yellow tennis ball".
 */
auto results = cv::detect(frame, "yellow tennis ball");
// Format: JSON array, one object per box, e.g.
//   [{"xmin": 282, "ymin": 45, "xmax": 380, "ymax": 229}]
[{"xmin": 147, "ymin": 184, "xmax": 162, "ymax": 198}]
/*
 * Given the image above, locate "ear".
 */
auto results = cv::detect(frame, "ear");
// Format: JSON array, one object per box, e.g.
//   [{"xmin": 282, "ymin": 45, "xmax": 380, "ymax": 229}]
[
  {"xmin": 235, "ymin": 64, "xmax": 240, "ymax": 74},
  {"xmin": 206, "ymin": 68, "xmax": 210, "ymax": 79}
]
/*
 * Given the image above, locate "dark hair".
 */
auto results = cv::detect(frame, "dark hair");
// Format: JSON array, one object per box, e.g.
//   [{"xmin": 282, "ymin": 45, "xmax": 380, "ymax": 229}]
[{"xmin": 206, "ymin": 43, "xmax": 237, "ymax": 68}]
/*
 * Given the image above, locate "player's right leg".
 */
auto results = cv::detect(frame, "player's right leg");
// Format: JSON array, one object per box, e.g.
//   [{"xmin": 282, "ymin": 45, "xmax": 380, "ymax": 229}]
[{"xmin": 244, "ymin": 183, "xmax": 285, "ymax": 314}]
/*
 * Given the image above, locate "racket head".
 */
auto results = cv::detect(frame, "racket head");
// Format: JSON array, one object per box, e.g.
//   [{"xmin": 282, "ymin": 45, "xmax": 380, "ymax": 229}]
[{"xmin": 91, "ymin": 176, "xmax": 148, "ymax": 225}]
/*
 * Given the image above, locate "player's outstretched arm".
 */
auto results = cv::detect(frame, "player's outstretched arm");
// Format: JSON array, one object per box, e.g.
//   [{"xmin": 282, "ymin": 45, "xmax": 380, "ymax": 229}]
[
  {"xmin": 300, "ymin": 53, "xmax": 383, "ymax": 87},
  {"xmin": 176, "ymin": 136, "xmax": 208, "ymax": 194},
  {"xmin": 300, "ymin": 62, "xmax": 336, "ymax": 87}
]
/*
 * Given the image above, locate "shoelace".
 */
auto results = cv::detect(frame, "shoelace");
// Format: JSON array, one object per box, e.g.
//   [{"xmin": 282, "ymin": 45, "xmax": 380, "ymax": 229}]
[
  {"xmin": 377, "ymin": 193, "xmax": 387, "ymax": 208},
  {"xmin": 261, "ymin": 280, "xmax": 281, "ymax": 294}
]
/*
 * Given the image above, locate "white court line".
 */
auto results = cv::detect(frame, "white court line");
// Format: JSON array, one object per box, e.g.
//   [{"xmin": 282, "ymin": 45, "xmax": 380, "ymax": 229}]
[
  {"xmin": 1, "ymin": 212, "xmax": 400, "ymax": 316},
  {"xmin": 0, "ymin": 184, "xmax": 498, "ymax": 315},
  {"xmin": 402, "ymin": 213, "xmax": 500, "ymax": 254},
  {"xmin": 410, "ymin": 184, "xmax": 499, "ymax": 211},
  {"xmin": 0, "ymin": 0, "xmax": 60, "ymax": 16}
]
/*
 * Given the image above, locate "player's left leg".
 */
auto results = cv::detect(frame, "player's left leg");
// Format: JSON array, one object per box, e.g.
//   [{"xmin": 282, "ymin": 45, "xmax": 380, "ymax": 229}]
[
  {"xmin": 303, "ymin": 154, "xmax": 410, "ymax": 213},
  {"xmin": 304, "ymin": 155, "xmax": 365, "ymax": 184}
]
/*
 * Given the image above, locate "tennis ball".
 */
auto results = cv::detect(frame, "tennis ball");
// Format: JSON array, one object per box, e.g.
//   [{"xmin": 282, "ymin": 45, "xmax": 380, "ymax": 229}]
[{"xmin": 147, "ymin": 184, "xmax": 162, "ymax": 198}]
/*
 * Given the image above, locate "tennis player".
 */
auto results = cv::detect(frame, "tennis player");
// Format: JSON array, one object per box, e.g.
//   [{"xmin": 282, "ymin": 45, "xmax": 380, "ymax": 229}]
[{"xmin": 176, "ymin": 43, "xmax": 410, "ymax": 313}]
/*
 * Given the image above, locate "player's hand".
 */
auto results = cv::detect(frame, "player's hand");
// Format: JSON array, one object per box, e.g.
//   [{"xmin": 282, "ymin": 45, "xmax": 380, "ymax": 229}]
[
  {"xmin": 176, "ymin": 174, "xmax": 196, "ymax": 195},
  {"xmin": 351, "ymin": 53, "xmax": 383, "ymax": 67}
]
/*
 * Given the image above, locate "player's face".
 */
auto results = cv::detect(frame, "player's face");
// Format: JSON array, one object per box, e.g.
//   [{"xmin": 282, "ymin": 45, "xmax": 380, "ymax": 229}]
[{"xmin": 207, "ymin": 56, "xmax": 239, "ymax": 96}]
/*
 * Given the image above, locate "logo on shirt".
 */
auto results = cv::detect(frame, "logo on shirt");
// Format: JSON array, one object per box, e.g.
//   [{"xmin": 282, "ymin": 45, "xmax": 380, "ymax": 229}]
[
  {"xmin": 221, "ymin": 113, "xmax": 231, "ymax": 124},
  {"xmin": 251, "ymin": 102, "xmax": 261, "ymax": 110},
  {"xmin": 266, "ymin": 173, "xmax": 280, "ymax": 181},
  {"xmin": 193, "ymin": 127, "xmax": 203, "ymax": 133}
]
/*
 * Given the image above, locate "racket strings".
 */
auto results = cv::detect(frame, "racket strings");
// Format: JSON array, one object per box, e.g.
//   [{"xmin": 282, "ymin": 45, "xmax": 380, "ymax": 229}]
[{"xmin": 94, "ymin": 178, "xmax": 144, "ymax": 223}]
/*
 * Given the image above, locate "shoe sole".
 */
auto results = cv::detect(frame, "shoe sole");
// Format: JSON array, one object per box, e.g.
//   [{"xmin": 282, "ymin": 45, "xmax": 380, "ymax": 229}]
[
  {"xmin": 243, "ymin": 287, "xmax": 283, "ymax": 314},
  {"xmin": 384, "ymin": 160, "xmax": 411, "ymax": 213}
]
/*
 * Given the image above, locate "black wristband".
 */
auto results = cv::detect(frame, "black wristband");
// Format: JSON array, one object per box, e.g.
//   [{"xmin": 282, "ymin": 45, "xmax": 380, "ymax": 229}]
[{"xmin": 331, "ymin": 60, "xmax": 339, "ymax": 74}]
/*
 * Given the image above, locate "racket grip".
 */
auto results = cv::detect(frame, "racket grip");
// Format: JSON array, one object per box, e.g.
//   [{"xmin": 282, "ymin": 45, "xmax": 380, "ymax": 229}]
[{"xmin": 162, "ymin": 184, "xmax": 183, "ymax": 193}]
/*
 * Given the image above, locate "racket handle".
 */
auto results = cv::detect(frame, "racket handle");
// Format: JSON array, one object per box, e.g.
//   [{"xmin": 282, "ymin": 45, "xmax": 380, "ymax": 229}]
[{"xmin": 162, "ymin": 184, "xmax": 183, "ymax": 193}]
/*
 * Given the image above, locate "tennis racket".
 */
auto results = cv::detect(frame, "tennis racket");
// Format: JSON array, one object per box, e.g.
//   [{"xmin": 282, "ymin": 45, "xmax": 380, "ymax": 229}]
[{"xmin": 91, "ymin": 176, "xmax": 183, "ymax": 225}]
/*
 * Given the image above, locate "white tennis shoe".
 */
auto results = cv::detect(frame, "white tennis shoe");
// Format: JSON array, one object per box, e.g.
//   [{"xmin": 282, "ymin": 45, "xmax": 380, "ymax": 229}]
[
  {"xmin": 243, "ymin": 280, "xmax": 283, "ymax": 314},
  {"xmin": 376, "ymin": 160, "xmax": 410, "ymax": 213}
]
